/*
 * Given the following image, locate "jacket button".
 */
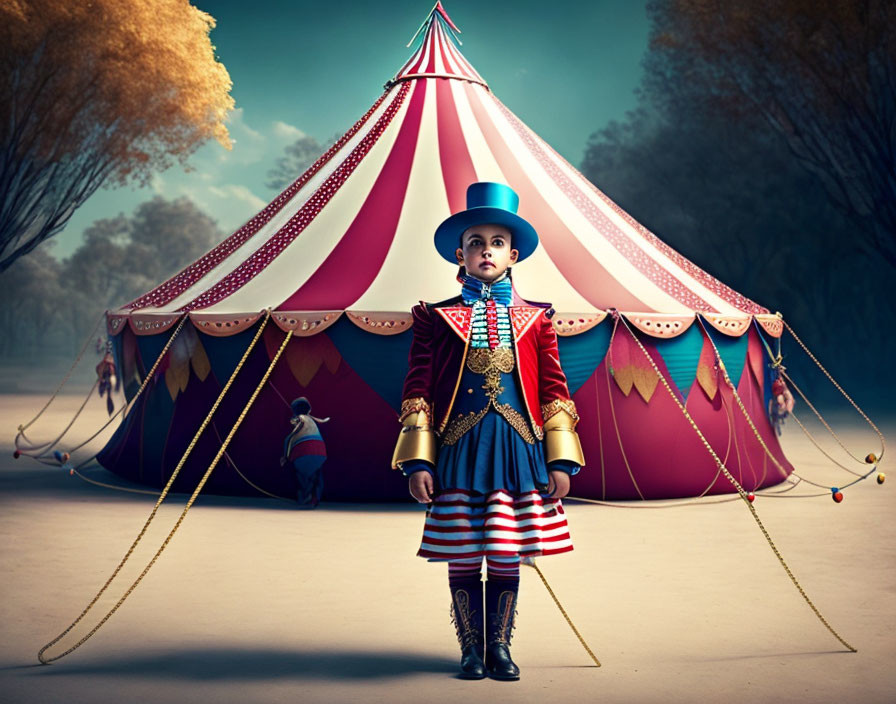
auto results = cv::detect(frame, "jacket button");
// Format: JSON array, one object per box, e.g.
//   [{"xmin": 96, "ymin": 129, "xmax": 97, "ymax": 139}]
[{"xmin": 467, "ymin": 388, "xmax": 473, "ymax": 394}]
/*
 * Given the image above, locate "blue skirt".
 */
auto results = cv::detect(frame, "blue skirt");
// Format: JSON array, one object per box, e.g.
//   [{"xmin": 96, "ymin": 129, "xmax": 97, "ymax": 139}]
[{"xmin": 435, "ymin": 409, "xmax": 550, "ymax": 495}]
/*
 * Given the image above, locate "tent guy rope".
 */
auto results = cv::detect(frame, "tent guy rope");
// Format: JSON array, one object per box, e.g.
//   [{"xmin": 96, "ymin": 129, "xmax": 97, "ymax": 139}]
[
  {"xmin": 15, "ymin": 379, "xmax": 99, "ymax": 458},
  {"xmin": 37, "ymin": 311, "xmax": 285, "ymax": 664},
  {"xmin": 16, "ymin": 313, "xmax": 104, "ymax": 435},
  {"xmin": 524, "ymin": 558, "xmax": 601, "ymax": 667},
  {"xmin": 781, "ymin": 320, "xmax": 885, "ymax": 464},
  {"xmin": 754, "ymin": 319, "xmax": 885, "ymax": 487},
  {"xmin": 617, "ymin": 314, "xmax": 857, "ymax": 653},
  {"xmin": 16, "ymin": 313, "xmax": 189, "ymax": 468}
]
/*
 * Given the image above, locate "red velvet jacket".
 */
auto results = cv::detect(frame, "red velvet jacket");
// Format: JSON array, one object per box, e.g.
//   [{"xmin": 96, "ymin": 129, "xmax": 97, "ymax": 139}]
[{"xmin": 401, "ymin": 296, "xmax": 574, "ymax": 437}]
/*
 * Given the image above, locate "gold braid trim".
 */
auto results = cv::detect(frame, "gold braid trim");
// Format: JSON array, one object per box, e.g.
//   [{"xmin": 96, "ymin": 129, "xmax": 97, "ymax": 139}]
[
  {"xmin": 495, "ymin": 402, "xmax": 538, "ymax": 443},
  {"xmin": 399, "ymin": 396, "xmax": 433, "ymax": 427},
  {"xmin": 441, "ymin": 407, "xmax": 489, "ymax": 446},
  {"xmin": 441, "ymin": 401, "xmax": 537, "ymax": 446},
  {"xmin": 541, "ymin": 398, "xmax": 580, "ymax": 425}
]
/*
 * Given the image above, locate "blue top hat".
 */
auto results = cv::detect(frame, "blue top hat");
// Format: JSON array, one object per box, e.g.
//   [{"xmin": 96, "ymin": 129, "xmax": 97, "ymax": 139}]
[{"xmin": 434, "ymin": 182, "xmax": 539, "ymax": 263}]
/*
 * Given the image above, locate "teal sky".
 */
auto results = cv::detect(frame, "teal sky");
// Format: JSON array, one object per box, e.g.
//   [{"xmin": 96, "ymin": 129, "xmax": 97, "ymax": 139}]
[{"xmin": 57, "ymin": 0, "xmax": 649, "ymax": 258}]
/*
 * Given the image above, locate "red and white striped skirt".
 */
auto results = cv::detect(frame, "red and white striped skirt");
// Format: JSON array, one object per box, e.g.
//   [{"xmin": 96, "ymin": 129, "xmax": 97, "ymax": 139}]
[{"xmin": 417, "ymin": 489, "xmax": 573, "ymax": 560}]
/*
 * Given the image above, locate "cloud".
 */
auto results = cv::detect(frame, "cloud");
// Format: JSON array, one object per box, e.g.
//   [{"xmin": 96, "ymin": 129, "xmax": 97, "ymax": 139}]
[
  {"xmin": 226, "ymin": 107, "xmax": 263, "ymax": 142},
  {"xmin": 272, "ymin": 121, "xmax": 306, "ymax": 140},
  {"xmin": 149, "ymin": 173, "xmax": 166, "ymax": 195},
  {"xmin": 215, "ymin": 108, "xmax": 267, "ymax": 165},
  {"xmin": 208, "ymin": 184, "xmax": 267, "ymax": 212},
  {"xmin": 63, "ymin": 110, "xmax": 308, "ymax": 256}
]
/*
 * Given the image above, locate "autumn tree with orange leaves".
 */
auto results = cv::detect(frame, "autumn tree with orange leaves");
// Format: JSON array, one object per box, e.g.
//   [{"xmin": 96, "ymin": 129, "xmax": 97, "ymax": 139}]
[
  {"xmin": 0, "ymin": 0, "xmax": 234, "ymax": 272},
  {"xmin": 647, "ymin": 0, "xmax": 896, "ymax": 268}
]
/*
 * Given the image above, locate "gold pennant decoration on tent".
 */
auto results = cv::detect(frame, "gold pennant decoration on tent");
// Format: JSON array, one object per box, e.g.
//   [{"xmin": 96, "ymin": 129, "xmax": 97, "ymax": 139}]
[
  {"xmin": 609, "ymin": 331, "xmax": 634, "ymax": 397},
  {"xmin": 190, "ymin": 335, "xmax": 212, "ymax": 383},
  {"xmin": 164, "ymin": 325, "xmax": 211, "ymax": 400},
  {"xmin": 631, "ymin": 363, "xmax": 659, "ymax": 403},
  {"xmin": 280, "ymin": 333, "xmax": 342, "ymax": 387},
  {"xmin": 695, "ymin": 335, "xmax": 718, "ymax": 401},
  {"xmin": 165, "ymin": 328, "xmax": 192, "ymax": 400},
  {"xmin": 610, "ymin": 329, "xmax": 659, "ymax": 402}
]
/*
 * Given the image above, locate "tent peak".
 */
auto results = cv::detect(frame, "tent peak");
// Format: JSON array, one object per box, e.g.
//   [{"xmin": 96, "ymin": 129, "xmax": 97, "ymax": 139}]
[
  {"xmin": 387, "ymin": 2, "xmax": 487, "ymax": 90},
  {"xmin": 407, "ymin": 2, "xmax": 461, "ymax": 48}
]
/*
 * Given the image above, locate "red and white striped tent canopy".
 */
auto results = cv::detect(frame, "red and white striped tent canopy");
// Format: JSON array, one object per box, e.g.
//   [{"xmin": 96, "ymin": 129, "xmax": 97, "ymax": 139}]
[{"xmin": 109, "ymin": 2, "xmax": 782, "ymax": 343}]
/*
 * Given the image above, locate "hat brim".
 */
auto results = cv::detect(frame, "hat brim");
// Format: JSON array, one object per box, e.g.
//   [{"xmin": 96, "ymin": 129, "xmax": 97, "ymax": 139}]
[{"xmin": 433, "ymin": 207, "xmax": 539, "ymax": 263}]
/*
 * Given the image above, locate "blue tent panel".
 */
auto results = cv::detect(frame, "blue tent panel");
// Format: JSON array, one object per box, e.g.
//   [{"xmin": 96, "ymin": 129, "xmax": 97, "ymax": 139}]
[
  {"xmin": 556, "ymin": 320, "xmax": 612, "ymax": 395},
  {"xmin": 326, "ymin": 317, "xmax": 413, "ymax": 411},
  {"xmin": 135, "ymin": 329, "xmax": 174, "ymax": 377},
  {"xmin": 654, "ymin": 324, "xmax": 704, "ymax": 400},
  {"xmin": 200, "ymin": 325, "xmax": 262, "ymax": 384},
  {"xmin": 703, "ymin": 324, "xmax": 749, "ymax": 389}
]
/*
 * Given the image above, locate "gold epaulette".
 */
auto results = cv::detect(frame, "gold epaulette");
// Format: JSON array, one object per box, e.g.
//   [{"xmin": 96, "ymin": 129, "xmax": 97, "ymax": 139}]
[
  {"xmin": 541, "ymin": 399, "xmax": 585, "ymax": 466},
  {"xmin": 392, "ymin": 397, "xmax": 437, "ymax": 469}
]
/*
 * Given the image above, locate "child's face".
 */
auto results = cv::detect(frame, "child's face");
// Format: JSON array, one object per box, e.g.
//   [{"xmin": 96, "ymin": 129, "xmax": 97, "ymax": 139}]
[{"xmin": 456, "ymin": 224, "xmax": 518, "ymax": 283}]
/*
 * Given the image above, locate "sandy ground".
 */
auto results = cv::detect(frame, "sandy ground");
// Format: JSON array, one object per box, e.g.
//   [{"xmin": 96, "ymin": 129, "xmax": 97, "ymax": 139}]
[{"xmin": 0, "ymin": 392, "xmax": 894, "ymax": 704}]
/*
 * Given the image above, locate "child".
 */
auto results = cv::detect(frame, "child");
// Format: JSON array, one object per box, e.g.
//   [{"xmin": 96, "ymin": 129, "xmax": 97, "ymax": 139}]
[
  {"xmin": 280, "ymin": 397, "xmax": 328, "ymax": 507},
  {"xmin": 392, "ymin": 182, "xmax": 585, "ymax": 681}
]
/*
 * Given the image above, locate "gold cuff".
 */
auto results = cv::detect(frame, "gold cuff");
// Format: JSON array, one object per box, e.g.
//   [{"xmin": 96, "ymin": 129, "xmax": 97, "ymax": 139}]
[
  {"xmin": 391, "ymin": 408, "xmax": 437, "ymax": 469},
  {"xmin": 543, "ymin": 409, "xmax": 585, "ymax": 466},
  {"xmin": 541, "ymin": 398, "xmax": 580, "ymax": 425},
  {"xmin": 391, "ymin": 428, "xmax": 437, "ymax": 469},
  {"xmin": 399, "ymin": 397, "xmax": 433, "ymax": 426}
]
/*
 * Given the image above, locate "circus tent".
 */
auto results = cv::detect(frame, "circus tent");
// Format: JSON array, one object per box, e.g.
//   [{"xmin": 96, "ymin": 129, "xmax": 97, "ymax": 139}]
[{"xmin": 97, "ymin": 2, "xmax": 794, "ymax": 501}]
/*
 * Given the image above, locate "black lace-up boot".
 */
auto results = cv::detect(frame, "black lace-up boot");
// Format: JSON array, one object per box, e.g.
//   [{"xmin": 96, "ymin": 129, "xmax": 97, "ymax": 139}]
[
  {"xmin": 485, "ymin": 578, "xmax": 520, "ymax": 680},
  {"xmin": 450, "ymin": 577, "xmax": 486, "ymax": 679}
]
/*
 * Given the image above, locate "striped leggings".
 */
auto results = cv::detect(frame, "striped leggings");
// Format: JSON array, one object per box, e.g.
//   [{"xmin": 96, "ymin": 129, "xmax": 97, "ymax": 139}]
[{"xmin": 448, "ymin": 556, "xmax": 520, "ymax": 586}]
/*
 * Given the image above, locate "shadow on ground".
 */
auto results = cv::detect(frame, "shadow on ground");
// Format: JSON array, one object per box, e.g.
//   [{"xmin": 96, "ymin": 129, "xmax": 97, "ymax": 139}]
[
  {"xmin": 0, "ymin": 463, "xmax": 421, "ymax": 512},
  {"xmin": 19, "ymin": 647, "xmax": 456, "ymax": 681}
]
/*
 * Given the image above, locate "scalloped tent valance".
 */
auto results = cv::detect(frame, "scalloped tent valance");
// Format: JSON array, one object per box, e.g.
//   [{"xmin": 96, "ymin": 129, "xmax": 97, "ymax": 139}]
[{"xmin": 107, "ymin": 310, "xmax": 784, "ymax": 339}]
